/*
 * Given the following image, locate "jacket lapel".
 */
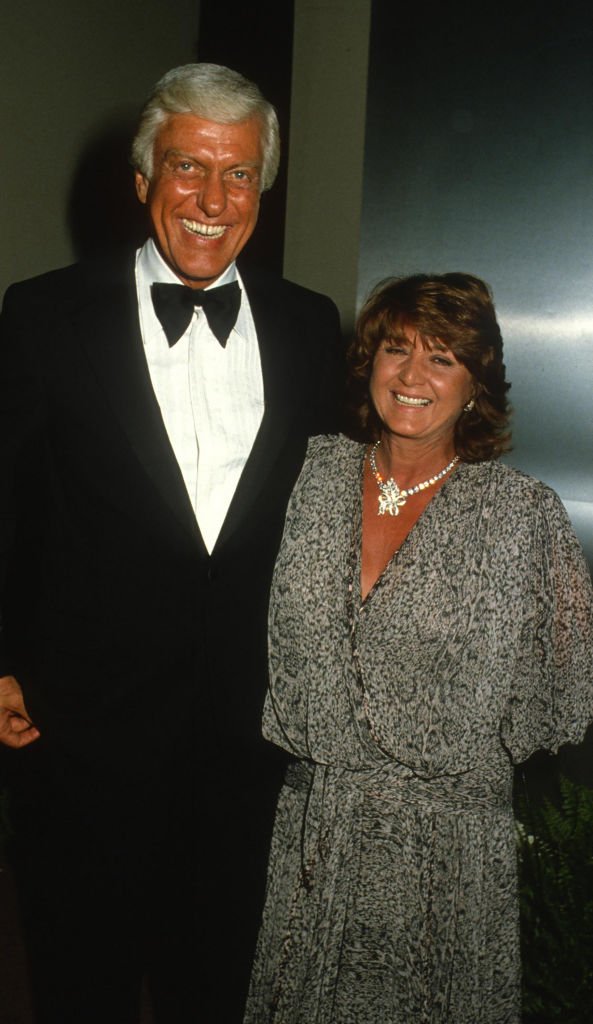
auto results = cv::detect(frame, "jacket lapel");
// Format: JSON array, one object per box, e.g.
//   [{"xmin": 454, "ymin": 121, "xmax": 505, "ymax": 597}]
[
  {"xmin": 214, "ymin": 268, "xmax": 307, "ymax": 550},
  {"xmin": 72, "ymin": 258, "xmax": 308, "ymax": 554},
  {"xmin": 76, "ymin": 258, "xmax": 203, "ymax": 545}
]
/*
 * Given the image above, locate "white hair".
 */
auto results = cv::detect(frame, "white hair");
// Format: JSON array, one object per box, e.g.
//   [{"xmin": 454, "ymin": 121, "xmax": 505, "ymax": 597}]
[{"xmin": 131, "ymin": 63, "xmax": 280, "ymax": 191}]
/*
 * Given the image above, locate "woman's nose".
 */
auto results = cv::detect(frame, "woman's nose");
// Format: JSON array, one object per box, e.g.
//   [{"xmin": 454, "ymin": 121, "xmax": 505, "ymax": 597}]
[{"xmin": 398, "ymin": 351, "xmax": 424, "ymax": 384}]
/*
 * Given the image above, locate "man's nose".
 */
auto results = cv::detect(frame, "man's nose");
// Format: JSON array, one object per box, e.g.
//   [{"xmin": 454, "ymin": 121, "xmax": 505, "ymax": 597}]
[{"xmin": 195, "ymin": 172, "xmax": 227, "ymax": 217}]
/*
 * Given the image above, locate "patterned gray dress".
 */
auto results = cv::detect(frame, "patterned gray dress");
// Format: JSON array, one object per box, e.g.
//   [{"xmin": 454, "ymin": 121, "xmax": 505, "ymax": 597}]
[{"xmin": 245, "ymin": 435, "xmax": 593, "ymax": 1024}]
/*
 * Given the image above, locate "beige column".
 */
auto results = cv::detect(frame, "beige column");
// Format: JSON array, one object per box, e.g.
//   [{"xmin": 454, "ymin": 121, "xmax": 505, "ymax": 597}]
[{"xmin": 284, "ymin": 0, "xmax": 372, "ymax": 334}]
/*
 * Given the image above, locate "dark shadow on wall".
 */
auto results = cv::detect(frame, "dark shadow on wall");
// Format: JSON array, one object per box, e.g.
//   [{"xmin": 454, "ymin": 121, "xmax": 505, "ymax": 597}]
[
  {"xmin": 197, "ymin": 0, "xmax": 295, "ymax": 275},
  {"xmin": 67, "ymin": 118, "xmax": 148, "ymax": 262}
]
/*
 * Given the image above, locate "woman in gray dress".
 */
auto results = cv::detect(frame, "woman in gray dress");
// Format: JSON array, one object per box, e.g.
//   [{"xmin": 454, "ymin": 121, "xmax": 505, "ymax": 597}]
[{"xmin": 245, "ymin": 273, "xmax": 593, "ymax": 1024}]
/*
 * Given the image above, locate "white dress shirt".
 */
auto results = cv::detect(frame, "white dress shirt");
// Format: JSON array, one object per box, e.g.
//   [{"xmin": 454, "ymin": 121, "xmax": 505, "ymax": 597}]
[{"xmin": 135, "ymin": 239, "xmax": 264, "ymax": 553}]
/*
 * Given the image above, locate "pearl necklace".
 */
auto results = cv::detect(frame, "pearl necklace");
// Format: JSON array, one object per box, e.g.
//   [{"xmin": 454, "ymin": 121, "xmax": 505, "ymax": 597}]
[{"xmin": 368, "ymin": 441, "xmax": 459, "ymax": 517}]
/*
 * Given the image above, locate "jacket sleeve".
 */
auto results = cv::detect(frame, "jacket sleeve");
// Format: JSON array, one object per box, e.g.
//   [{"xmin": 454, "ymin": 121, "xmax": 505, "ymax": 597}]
[
  {"xmin": 307, "ymin": 293, "xmax": 345, "ymax": 437},
  {"xmin": 0, "ymin": 283, "xmax": 45, "ymax": 678}
]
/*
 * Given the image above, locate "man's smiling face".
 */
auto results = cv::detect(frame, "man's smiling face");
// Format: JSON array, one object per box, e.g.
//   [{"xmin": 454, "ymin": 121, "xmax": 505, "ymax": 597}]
[{"xmin": 135, "ymin": 113, "xmax": 263, "ymax": 288}]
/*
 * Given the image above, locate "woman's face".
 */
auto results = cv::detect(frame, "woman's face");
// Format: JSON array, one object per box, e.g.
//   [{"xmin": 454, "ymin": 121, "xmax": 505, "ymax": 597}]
[{"xmin": 369, "ymin": 324, "xmax": 475, "ymax": 450}]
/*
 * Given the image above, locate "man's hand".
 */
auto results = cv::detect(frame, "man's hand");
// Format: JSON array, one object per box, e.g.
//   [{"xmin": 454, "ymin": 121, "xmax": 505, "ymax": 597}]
[{"xmin": 0, "ymin": 675, "xmax": 40, "ymax": 748}]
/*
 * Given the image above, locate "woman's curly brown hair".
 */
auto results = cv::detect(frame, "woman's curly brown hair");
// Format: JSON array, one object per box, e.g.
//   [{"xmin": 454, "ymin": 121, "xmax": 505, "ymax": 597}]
[{"xmin": 346, "ymin": 272, "xmax": 512, "ymax": 462}]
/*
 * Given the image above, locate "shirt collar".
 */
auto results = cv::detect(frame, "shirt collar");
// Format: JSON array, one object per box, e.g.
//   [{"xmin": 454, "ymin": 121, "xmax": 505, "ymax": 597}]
[
  {"xmin": 139, "ymin": 238, "xmax": 238, "ymax": 289},
  {"xmin": 136, "ymin": 239, "xmax": 247, "ymax": 344}
]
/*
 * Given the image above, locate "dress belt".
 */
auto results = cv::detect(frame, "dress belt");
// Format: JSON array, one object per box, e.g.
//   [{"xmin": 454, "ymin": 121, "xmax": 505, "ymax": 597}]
[{"xmin": 284, "ymin": 757, "xmax": 511, "ymax": 888}]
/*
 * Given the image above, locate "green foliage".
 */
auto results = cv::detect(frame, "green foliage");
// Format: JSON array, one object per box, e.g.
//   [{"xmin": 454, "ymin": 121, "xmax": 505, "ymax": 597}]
[{"xmin": 517, "ymin": 776, "xmax": 593, "ymax": 1023}]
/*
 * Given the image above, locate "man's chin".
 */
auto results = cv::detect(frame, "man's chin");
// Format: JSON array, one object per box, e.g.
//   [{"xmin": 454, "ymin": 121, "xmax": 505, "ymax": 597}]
[
  {"xmin": 179, "ymin": 276, "xmax": 221, "ymax": 289},
  {"xmin": 172, "ymin": 264, "xmax": 225, "ymax": 289}
]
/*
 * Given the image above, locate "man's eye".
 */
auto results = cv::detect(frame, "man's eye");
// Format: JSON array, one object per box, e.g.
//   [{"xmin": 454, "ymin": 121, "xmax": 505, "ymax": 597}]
[
  {"xmin": 177, "ymin": 161, "xmax": 195, "ymax": 172},
  {"xmin": 225, "ymin": 169, "xmax": 258, "ymax": 188}
]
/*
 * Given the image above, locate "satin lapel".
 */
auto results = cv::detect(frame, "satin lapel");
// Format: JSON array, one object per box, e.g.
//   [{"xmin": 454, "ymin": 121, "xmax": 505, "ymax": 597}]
[
  {"xmin": 76, "ymin": 261, "xmax": 202, "ymax": 544},
  {"xmin": 215, "ymin": 272, "xmax": 306, "ymax": 549}
]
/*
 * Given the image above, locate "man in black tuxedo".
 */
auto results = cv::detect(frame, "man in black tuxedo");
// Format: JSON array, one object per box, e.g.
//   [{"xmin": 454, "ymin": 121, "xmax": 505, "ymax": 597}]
[{"xmin": 0, "ymin": 64, "xmax": 341, "ymax": 1023}]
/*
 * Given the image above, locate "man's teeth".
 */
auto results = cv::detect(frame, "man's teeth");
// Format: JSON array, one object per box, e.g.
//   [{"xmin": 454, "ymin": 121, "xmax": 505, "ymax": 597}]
[
  {"xmin": 182, "ymin": 220, "xmax": 226, "ymax": 238},
  {"xmin": 395, "ymin": 393, "xmax": 431, "ymax": 406}
]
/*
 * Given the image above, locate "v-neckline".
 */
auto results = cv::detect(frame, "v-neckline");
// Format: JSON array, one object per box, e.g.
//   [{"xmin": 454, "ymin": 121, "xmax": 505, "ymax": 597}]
[{"xmin": 354, "ymin": 447, "xmax": 464, "ymax": 608}]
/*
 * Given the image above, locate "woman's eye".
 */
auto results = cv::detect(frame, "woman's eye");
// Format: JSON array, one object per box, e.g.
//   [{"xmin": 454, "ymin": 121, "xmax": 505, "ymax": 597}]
[{"xmin": 429, "ymin": 350, "xmax": 455, "ymax": 365}]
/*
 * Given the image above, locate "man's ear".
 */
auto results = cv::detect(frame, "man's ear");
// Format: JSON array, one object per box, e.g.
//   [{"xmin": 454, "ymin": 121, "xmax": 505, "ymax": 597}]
[{"xmin": 134, "ymin": 170, "xmax": 149, "ymax": 204}]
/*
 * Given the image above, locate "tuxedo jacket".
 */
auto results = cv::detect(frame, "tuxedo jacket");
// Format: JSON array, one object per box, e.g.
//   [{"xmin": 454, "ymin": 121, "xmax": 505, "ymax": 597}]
[{"xmin": 0, "ymin": 252, "xmax": 342, "ymax": 782}]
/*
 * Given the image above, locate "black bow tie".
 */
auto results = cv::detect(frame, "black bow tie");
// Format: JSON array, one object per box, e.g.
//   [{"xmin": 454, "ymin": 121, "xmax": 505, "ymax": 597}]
[{"xmin": 151, "ymin": 280, "xmax": 241, "ymax": 348}]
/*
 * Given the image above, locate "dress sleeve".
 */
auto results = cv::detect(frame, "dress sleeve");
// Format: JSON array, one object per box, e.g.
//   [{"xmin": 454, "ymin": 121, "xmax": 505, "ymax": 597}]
[{"xmin": 500, "ymin": 485, "xmax": 593, "ymax": 764}]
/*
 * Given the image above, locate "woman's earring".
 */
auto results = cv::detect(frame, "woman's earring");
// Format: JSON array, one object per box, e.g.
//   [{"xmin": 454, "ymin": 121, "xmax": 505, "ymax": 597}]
[{"xmin": 464, "ymin": 398, "xmax": 475, "ymax": 413}]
